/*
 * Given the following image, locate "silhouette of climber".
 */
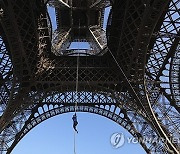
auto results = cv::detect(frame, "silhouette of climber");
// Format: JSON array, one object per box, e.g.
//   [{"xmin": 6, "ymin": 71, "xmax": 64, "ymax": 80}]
[{"xmin": 72, "ymin": 113, "xmax": 78, "ymax": 133}]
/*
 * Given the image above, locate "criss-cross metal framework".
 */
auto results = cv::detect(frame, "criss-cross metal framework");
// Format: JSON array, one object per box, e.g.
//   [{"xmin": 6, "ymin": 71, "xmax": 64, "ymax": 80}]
[{"xmin": 0, "ymin": 0, "xmax": 179, "ymax": 153}]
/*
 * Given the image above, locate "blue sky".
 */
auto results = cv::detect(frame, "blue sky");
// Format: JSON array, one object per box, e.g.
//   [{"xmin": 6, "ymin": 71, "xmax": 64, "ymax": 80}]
[
  {"xmin": 0, "ymin": 1, "xmax": 178, "ymax": 153},
  {"xmin": 13, "ymin": 113, "xmax": 145, "ymax": 154},
  {"xmin": 13, "ymin": 5, "xmax": 146, "ymax": 154}
]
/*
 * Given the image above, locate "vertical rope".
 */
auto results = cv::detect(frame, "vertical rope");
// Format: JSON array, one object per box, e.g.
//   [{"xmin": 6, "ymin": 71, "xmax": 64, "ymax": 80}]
[
  {"xmin": 74, "ymin": 131, "xmax": 76, "ymax": 154},
  {"xmin": 75, "ymin": 19, "xmax": 80, "ymax": 113},
  {"xmin": 75, "ymin": 55, "xmax": 79, "ymax": 113},
  {"xmin": 74, "ymin": 19, "xmax": 80, "ymax": 154},
  {"xmin": 73, "ymin": 53, "xmax": 79, "ymax": 154}
]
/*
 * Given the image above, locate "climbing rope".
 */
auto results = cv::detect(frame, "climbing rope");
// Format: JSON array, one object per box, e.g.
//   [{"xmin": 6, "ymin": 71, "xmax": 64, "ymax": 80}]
[
  {"xmin": 75, "ymin": 19, "xmax": 80, "ymax": 113},
  {"xmin": 73, "ymin": 54, "xmax": 79, "ymax": 154},
  {"xmin": 74, "ymin": 130, "xmax": 76, "ymax": 154},
  {"xmin": 73, "ymin": 18, "xmax": 81, "ymax": 154},
  {"xmin": 75, "ymin": 54, "xmax": 79, "ymax": 113}
]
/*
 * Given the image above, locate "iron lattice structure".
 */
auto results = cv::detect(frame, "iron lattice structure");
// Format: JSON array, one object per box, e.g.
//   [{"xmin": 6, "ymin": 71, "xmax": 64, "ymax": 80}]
[{"xmin": 0, "ymin": 0, "xmax": 179, "ymax": 153}]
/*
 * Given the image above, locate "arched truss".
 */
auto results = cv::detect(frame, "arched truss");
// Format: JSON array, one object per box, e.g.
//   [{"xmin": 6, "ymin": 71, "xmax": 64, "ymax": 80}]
[
  {"xmin": 0, "ymin": 0, "xmax": 179, "ymax": 154},
  {"xmin": 140, "ymin": 0, "xmax": 180, "ymax": 151},
  {"xmin": 107, "ymin": 0, "xmax": 179, "ymax": 152},
  {"xmin": 0, "ymin": 91, "xmax": 168, "ymax": 154},
  {"xmin": 170, "ymin": 45, "xmax": 180, "ymax": 106},
  {"xmin": 144, "ymin": 0, "xmax": 180, "ymax": 142}
]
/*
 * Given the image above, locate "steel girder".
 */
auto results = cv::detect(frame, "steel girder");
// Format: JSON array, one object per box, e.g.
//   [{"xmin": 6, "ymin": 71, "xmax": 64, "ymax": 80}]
[
  {"xmin": 1, "ymin": 90, "xmax": 165, "ymax": 154},
  {"xmin": 49, "ymin": 0, "xmax": 108, "ymax": 55},
  {"xmin": 107, "ymin": 0, "xmax": 180, "ymax": 153},
  {"xmin": 0, "ymin": 0, "xmax": 179, "ymax": 153},
  {"xmin": 0, "ymin": 28, "xmax": 13, "ymax": 118}
]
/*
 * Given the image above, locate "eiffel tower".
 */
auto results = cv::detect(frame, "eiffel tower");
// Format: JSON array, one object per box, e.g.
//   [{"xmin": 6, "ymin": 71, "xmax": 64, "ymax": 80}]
[{"xmin": 0, "ymin": 0, "xmax": 179, "ymax": 153}]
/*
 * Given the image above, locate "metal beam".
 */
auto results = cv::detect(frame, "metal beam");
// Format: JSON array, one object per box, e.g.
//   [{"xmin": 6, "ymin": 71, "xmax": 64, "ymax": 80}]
[
  {"xmin": 156, "ymin": 31, "xmax": 180, "ymax": 80},
  {"xmin": 89, "ymin": 0, "xmax": 110, "ymax": 8},
  {"xmin": 48, "ymin": 0, "xmax": 70, "ymax": 8}
]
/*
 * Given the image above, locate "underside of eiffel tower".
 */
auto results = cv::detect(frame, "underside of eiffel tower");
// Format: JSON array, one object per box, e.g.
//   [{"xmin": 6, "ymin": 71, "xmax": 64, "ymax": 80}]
[{"xmin": 0, "ymin": 0, "xmax": 179, "ymax": 153}]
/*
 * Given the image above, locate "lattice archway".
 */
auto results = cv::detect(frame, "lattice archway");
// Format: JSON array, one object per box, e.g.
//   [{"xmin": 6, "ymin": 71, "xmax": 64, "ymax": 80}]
[
  {"xmin": 0, "ymin": 91, "xmax": 168, "ymax": 154},
  {"xmin": 0, "ymin": 0, "xmax": 179, "ymax": 154}
]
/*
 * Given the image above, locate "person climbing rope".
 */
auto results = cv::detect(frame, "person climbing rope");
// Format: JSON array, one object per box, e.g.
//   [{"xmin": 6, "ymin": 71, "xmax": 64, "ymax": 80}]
[{"xmin": 72, "ymin": 113, "xmax": 78, "ymax": 133}]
